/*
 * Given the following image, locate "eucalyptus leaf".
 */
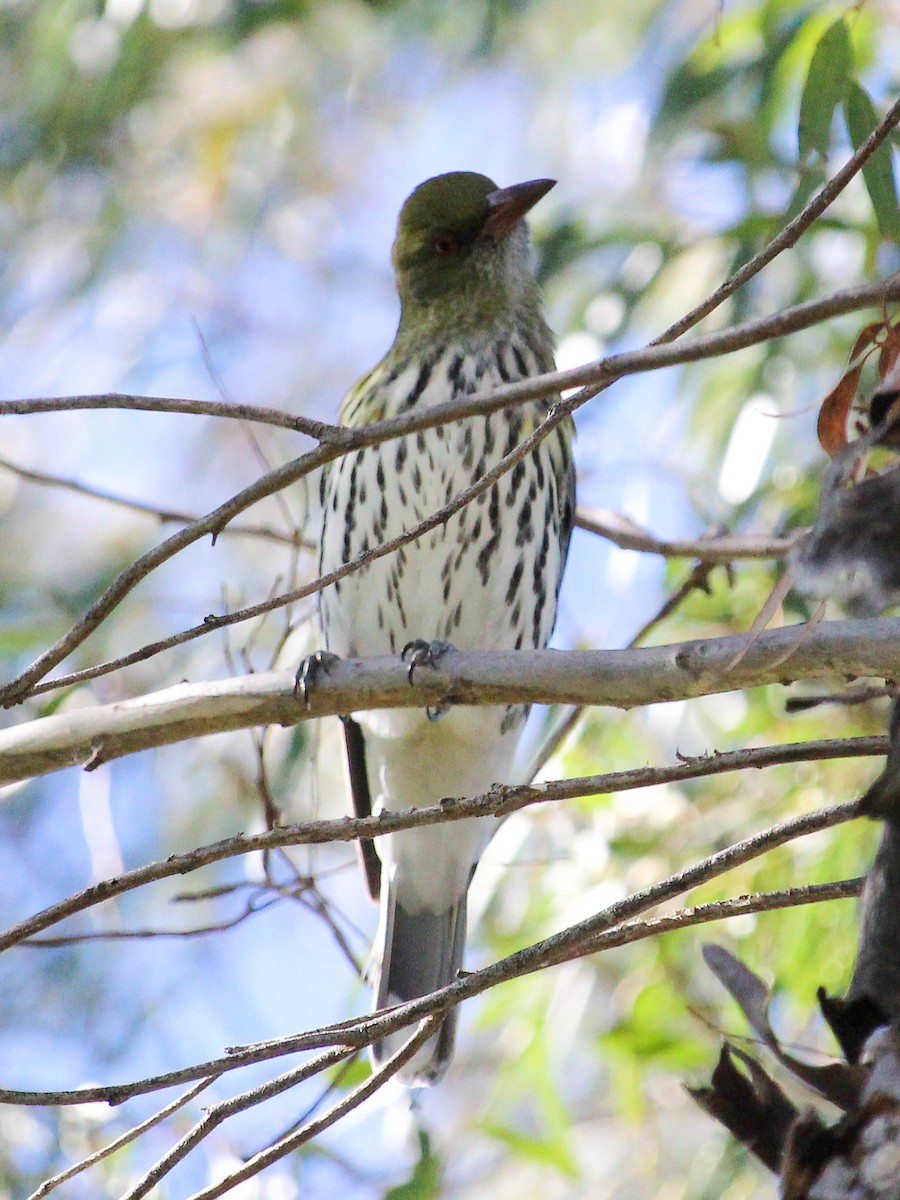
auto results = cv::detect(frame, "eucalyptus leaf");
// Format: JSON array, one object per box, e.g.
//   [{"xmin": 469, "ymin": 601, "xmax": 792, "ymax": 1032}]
[
  {"xmin": 844, "ymin": 80, "xmax": 900, "ymax": 238},
  {"xmin": 798, "ymin": 18, "xmax": 853, "ymax": 163}
]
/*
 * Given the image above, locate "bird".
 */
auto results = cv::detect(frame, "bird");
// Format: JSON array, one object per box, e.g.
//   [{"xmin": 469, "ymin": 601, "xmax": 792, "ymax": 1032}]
[{"xmin": 315, "ymin": 171, "xmax": 576, "ymax": 1085}]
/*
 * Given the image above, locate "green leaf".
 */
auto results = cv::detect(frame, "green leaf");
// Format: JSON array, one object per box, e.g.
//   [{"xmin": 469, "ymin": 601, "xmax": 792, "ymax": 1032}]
[
  {"xmin": 326, "ymin": 1053, "xmax": 370, "ymax": 1090},
  {"xmin": 483, "ymin": 1121, "xmax": 580, "ymax": 1177},
  {"xmin": 383, "ymin": 1131, "xmax": 442, "ymax": 1200},
  {"xmin": 797, "ymin": 18, "xmax": 853, "ymax": 163},
  {"xmin": 844, "ymin": 80, "xmax": 900, "ymax": 238}
]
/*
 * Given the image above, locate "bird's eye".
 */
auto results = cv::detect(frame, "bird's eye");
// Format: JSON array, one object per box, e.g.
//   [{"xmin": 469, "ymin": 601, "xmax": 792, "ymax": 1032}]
[{"xmin": 432, "ymin": 232, "xmax": 459, "ymax": 257}]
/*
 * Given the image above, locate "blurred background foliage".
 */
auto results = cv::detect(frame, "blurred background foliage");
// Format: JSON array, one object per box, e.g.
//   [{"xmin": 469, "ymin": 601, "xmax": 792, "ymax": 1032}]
[{"xmin": 0, "ymin": 0, "xmax": 898, "ymax": 1196}]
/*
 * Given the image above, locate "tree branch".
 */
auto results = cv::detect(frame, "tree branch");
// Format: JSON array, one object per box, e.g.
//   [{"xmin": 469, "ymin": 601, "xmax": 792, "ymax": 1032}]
[
  {"xmin": 118, "ymin": 1044, "xmax": 359, "ymax": 1200},
  {"xmin": 180, "ymin": 1021, "xmax": 442, "ymax": 1200},
  {"xmin": 654, "ymin": 91, "xmax": 900, "ymax": 342},
  {"xmin": 0, "ymin": 737, "xmax": 877, "ymax": 956},
  {"xmin": 0, "ymin": 617, "xmax": 896, "ymax": 782},
  {"xmin": 0, "ymin": 453, "xmax": 308, "ymax": 547},
  {"xmin": 575, "ymin": 506, "xmax": 804, "ymax": 561},
  {"xmin": 0, "ymin": 393, "xmax": 335, "ymax": 439},
  {"xmin": 27, "ymin": 1076, "xmax": 219, "ymax": 1200},
  {"xmin": 1, "ymin": 274, "xmax": 896, "ymax": 707},
  {"xmin": 0, "ymin": 795, "xmax": 860, "ymax": 1109}
]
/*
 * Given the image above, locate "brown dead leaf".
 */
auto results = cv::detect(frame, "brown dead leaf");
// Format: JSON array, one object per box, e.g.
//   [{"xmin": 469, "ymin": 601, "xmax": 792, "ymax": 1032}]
[
  {"xmin": 816, "ymin": 320, "xmax": 897, "ymax": 457},
  {"xmin": 817, "ymin": 362, "xmax": 866, "ymax": 456}
]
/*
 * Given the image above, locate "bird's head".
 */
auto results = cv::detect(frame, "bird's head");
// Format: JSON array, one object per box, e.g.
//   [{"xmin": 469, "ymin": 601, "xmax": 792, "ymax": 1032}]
[{"xmin": 391, "ymin": 171, "xmax": 555, "ymax": 332}]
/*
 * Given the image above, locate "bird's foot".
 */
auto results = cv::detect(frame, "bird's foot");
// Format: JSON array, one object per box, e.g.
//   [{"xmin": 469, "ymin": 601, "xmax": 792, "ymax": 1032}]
[
  {"xmin": 401, "ymin": 639, "xmax": 454, "ymax": 683},
  {"xmin": 401, "ymin": 639, "xmax": 454, "ymax": 721},
  {"xmin": 294, "ymin": 650, "xmax": 341, "ymax": 709}
]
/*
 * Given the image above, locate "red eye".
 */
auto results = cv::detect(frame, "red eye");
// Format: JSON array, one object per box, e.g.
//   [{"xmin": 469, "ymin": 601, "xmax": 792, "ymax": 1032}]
[{"xmin": 432, "ymin": 232, "xmax": 459, "ymax": 256}]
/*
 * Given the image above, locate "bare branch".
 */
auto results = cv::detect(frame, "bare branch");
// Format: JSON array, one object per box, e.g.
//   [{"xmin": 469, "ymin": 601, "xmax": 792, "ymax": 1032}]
[
  {"xmin": 654, "ymin": 91, "xmax": 900, "ymax": 342},
  {"xmin": 27, "ymin": 1076, "xmax": 219, "ymax": 1200},
  {"xmin": 1, "ymin": 618, "xmax": 897, "ymax": 781},
  {"xmin": 5, "ymin": 280, "xmax": 898, "ymax": 450},
  {"xmin": 0, "ymin": 393, "xmax": 334, "ymax": 439},
  {"xmin": 140, "ymin": 864, "xmax": 836, "ymax": 1200},
  {"xmin": 118, "ymin": 1044, "xmax": 358, "ymax": 1200},
  {"xmin": 576, "ymin": 506, "xmax": 804, "ymax": 561},
  {"xmin": 0, "ymin": 453, "xmax": 307, "ymax": 546},
  {"xmin": 21, "ymin": 393, "xmax": 568, "ymax": 699},
  {"xmin": 1, "ymin": 275, "xmax": 898, "ymax": 707},
  {"xmin": 572, "ymin": 877, "xmax": 862, "ymax": 957},
  {"xmin": 292, "ymin": 803, "xmax": 862, "ymax": 1054},
  {"xmin": 180, "ymin": 1021, "xmax": 442, "ymax": 1200},
  {"xmin": 0, "ymin": 794, "xmax": 860, "ymax": 1110},
  {"xmin": 0, "ymin": 441, "xmax": 335, "ymax": 707},
  {"xmin": 0, "ymin": 736, "xmax": 876, "ymax": 955}
]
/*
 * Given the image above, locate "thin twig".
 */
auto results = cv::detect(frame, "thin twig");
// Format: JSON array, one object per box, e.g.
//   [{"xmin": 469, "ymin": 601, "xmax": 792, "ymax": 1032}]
[
  {"xmin": 118, "ymin": 1043, "xmax": 360, "ymax": 1200},
  {"xmin": 527, "ymin": 558, "xmax": 727, "ymax": 778},
  {"xmin": 654, "ymin": 91, "xmax": 900, "ymax": 343},
  {"xmin": 181, "ymin": 1019, "xmax": 443, "ymax": 1200},
  {"xmin": 0, "ymin": 454, "xmax": 307, "ymax": 546},
  {"xmin": 3, "ymin": 275, "xmax": 899, "ymax": 706},
  {"xmin": 0, "ymin": 743, "xmax": 811, "ymax": 950},
  {"xmin": 27, "ymin": 1075, "xmax": 219, "ymax": 1200},
  {"xmin": 575, "ymin": 506, "xmax": 803, "ymax": 562},
  {"xmin": 0, "ymin": 393, "xmax": 334, "ymax": 439},
  {"xmin": 291, "ymin": 802, "xmax": 864, "ymax": 1052},
  {"xmin": 0, "ymin": 441, "xmax": 334, "ymax": 706},
  {"xmin": 21, "ymin": 891, "xmax": 281, "ymax": 944},
  {"xmin": 4, "ymin": 276, "xmax": 898, "ymax": 446},
  {"xmin": 524, "ymin": 98, "xmax": 900, "ymax": 779},
  {"xmin": 571, "ymin": 877, "xmax": 862, "ymax": 958},
  {"xmin": 0, "ymin": 792, "xmax": 861, "ymax": 1109},
  {"xmin": 23, "ymin": 880, "xmax": 861, "ymax": 1200},
  {"xmin": 0, "ymin": 735, "xmax": 885, "ymax": 955},
  {"xmin": 785, "ymin": 682, "xmax": 900, "ymax": 712},
  {"xmin": 632, "ymin": 559, "xmax": 721, "ymax": 645}
]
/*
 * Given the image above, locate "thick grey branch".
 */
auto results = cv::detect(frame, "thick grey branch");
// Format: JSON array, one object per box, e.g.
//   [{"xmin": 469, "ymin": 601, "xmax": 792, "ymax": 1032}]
[{"xmin": 1, "ymin": 617, "xmax": 898, "ymax": 784}]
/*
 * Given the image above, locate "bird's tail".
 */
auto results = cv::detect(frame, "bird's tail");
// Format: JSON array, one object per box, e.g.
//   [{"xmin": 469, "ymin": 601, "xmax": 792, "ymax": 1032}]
[{"xmin": 372, "ymin": 881, "xmax": 467, "ymax": 1086}]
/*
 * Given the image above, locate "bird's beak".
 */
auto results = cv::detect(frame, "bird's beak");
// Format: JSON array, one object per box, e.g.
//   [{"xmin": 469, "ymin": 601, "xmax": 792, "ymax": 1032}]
[{"xmin": 478, "ymin": 178, "xmax": 556, "ymax": 243}]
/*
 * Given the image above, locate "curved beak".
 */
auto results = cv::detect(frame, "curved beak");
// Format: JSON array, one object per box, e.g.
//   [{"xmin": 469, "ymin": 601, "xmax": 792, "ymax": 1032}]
[{"xmin": 478, "ymin": 177, "xmax": 556, "ymax": 243}]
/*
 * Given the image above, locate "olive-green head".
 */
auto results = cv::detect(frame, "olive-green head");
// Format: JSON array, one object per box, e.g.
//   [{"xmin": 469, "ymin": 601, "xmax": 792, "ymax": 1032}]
[{"xmin": 391, "ymin": 171, "xmax": 554, "ymax": 329}]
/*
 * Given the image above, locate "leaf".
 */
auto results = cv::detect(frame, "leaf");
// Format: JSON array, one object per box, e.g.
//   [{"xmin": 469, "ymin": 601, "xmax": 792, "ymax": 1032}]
[
  {"xmin": 688, "ymin": 1043, "xmax": 797, "ymax": 1173},
  {"xmin": 869, "ymin": 321, "xmax": 900, "ymax": 440},
  {"xmin": 818, "ymin": 990, "xmax": 886, "ymax": 1064},
  {"xmin": 703, "ymin": 943, "xmax": 777, "ymax": 1043},
  {"xmin": 797, "ymin": 18, "xmax": 853, "ymax": 163},
  {"xmin": 816, "ymin": 362, "xmax": 864, "ymax": 456},
  {"xmin": 844, "ymin": 81, "xmax": 900, "ymax": 239},
  {"xmin": 326, "ymin": 1053, "xmax": 371, "ymax": 1090},
  {"xmin": 383, "ymin": 1131, "xmax": 442, "ymax": 1200},
  {"xmin": 483, "ymin": 1121, "xmax": 579, "ymax": 1177},
  {"xmin": 702, "ymin": 944, "xmax": 860, "ymax": 1109},
  {"xmin": 877, "ymin": 320, "xmax": 900, "ymax": 382},
  {"xmin": 815, "ymin": 321, "xmax": 887, "ymax": 456}
]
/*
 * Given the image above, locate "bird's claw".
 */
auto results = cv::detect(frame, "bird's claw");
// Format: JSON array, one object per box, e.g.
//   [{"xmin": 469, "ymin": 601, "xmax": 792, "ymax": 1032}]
[
  {"xmin": 294, "ymin": 651, "xmax": 341, "ymax": 708},
  {"xmin": 401, "ymin": 639, "xmax": 454, "ymax": 684},
  {"xmin": 401, "ymin": 640, "xmax": 454, "ymax": 720}
]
